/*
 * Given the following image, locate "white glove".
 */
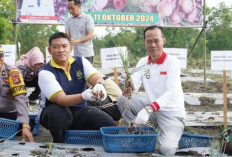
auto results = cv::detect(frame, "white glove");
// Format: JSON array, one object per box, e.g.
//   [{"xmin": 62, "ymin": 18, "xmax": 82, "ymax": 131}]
[
  {"xmin": 92, "ymin": 83, "xmax": 107, "ymax": 101},
  {"xmin": 134, "ymin": 108, "xmax": 151, "ymax": 125},
  {"xmin": 82, "ymin": 89, "xmax": 96, "ymax": 101}
]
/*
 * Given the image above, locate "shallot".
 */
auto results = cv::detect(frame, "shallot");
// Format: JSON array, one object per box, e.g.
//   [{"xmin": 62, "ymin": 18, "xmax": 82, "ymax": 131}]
[
  {"xmin": 178, "ymin": 0, "xmax": 194, "ymax": 14},
  {"xmin": 157, "ymin": 0, "xmax": 176, "ymax": 17},
  {"xmin": 113, "ymin": 0, "xmax": 127, "ymax": 11},
  {"xmin": 140, "ymin": 0, "xmax": 159, "ymax": 13},
  {"xmin": 170, "ymin": 7, "xmax": 182, "ymax": 24},
  {"xmin": 95, "ymin": 0, "xmax": 111, "ymax": 11}
]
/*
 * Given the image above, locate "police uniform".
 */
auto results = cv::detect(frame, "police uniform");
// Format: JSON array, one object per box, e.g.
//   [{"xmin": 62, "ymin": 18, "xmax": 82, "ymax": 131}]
[{"xmin": 0, "ymin": 63, "xmax": 29, "ymax": 124}]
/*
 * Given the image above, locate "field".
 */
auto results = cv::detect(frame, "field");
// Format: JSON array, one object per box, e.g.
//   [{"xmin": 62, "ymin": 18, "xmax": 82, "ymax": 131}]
[{"xmin": 15, "ymin": 60, "xmax": 232, "ymax": 155}]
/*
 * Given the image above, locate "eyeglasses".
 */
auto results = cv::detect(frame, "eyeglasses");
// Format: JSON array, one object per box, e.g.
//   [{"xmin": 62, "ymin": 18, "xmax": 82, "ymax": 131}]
[{"xmin": 0, "ymin": 52, "xmax": 4, "ymax": 58}]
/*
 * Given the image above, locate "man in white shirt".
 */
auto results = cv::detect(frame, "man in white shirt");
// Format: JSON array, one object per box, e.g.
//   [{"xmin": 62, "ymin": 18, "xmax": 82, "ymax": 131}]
[{"xmin": 117, "ymin": 25, "xmax": 185, "ymax": 155}]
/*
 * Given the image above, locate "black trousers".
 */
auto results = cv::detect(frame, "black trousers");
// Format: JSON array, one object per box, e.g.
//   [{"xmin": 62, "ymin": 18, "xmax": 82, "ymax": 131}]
[
  {"xmin": 25, "ymin": 76, "xmax": 40, "ymax": 98},
  {"xmin": 40, "ymin": 103, "xmax": 115, "ymax": 143},
  {"xmin": 88, "ymin": 96, "xmax": 122, "ymax": 121}
]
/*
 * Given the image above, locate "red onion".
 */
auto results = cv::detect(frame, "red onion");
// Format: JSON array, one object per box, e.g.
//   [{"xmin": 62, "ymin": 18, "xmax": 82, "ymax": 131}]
[
  {"xmin": 187, "ymin": 8, "xmax": 200, "ymax": 23},
  {"xmin": 170, "ymin": 8, "xmax": 182, "ymax": 24},
  {"xmin": 95, "ymin": 0, "xmax": 111, "ymax": 11},
  {"xmin": 113, "ymin": 0, "xmax": 127, "ymax": 11},
  {"xmin": 157, "ymin": 0, "xmax": 177, "ymax": 17},
  {"xmin": 140, "ymin": 0, "xmax": 159, "ymax": 13},
  {"xmin": 178, "ymin": 0, "xmax": 194, "ymax": 14}
]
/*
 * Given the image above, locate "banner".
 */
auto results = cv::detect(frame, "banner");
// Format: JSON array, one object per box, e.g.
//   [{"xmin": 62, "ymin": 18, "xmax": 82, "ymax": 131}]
[
  {"xmin": 17, "ymin": 0, "xmax": 203, "ymax": 27},
  {"xmin": 17, "ymin": 0, "xmax": 67, "ymax": 24}
]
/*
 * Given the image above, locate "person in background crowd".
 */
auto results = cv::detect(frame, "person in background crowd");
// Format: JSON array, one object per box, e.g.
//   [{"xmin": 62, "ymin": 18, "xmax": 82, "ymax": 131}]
[
  {"xmin": 117, "ymin": 25, "xmax": 186, "ymax": 155},
  {"xmin": 0, "ymin": 45, "xmax": 34, "ymax": 142},
  {"xmin": 38, "ymin": 32, "xmax": 115, "ymax": 143},
  {"xmin": 65, "ymin": 0, "xmax": 95, "ymax": 64},
  {"xmin": 15, "ymin": 47, "xmax": 45, "ymax": 101}
]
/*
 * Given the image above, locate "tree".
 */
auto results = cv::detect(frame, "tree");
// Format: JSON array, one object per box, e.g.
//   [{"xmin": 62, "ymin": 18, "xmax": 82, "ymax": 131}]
[
  {"xmin": 18, "ymin": 25, "xmax": 58, "ymax": 57},
  {"xmin": 0, "ymin": 0, "xmax": 15, "ymax": 44},
  {"xmin": 207, "ymin": 2, "xmax": 232, "ymax": 51}
]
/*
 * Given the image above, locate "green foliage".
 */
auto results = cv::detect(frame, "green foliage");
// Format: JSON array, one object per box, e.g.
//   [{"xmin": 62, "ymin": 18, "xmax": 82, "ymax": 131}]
[
  {"xmin": 207, "ymin": 2, "xmax": 232, "ymax": 51},
  {"xmin": 18, "ymin": 25, "xmax": 58, "ymax": 57},
  {"xmin": 0, "ymin": 0, "xmax": 15, "ymax": 19},
  {"xmin": 0, "ymin": 0, "xmax": 15, "ymax": 44}
]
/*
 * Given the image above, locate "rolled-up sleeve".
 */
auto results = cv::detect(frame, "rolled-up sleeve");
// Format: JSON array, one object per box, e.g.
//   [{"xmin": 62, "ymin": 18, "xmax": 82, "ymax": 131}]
[{"xmin": 38, "ymin": 70, "xmax": 63, "ymax": 100}]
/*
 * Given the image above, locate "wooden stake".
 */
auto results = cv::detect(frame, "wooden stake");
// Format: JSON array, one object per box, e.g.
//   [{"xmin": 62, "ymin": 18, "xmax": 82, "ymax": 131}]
[
  {"xmin": 114, "ymin": 68, "xmax": 118, "ymax": 85},
  {"xmin": 223, "ymin": 70, "xmax": 227, "ymax": 129}
]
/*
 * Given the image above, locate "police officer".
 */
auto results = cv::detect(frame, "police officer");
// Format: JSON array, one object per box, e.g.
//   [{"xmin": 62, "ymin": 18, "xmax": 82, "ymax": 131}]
[{"xmin": 0, "ymin": 45, "xmax": 34, "ymax": 142}]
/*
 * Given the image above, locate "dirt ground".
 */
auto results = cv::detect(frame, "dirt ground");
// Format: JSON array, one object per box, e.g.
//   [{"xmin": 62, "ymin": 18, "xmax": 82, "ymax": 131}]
[{"xmin": 16, "ymin": 61, "xmax": 232, "ymax": 152}]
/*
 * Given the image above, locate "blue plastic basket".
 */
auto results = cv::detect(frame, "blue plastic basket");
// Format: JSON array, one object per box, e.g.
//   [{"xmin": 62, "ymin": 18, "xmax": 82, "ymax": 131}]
[
  {"xmin": 100, "ymin": 126, "xmax": 158, "ymax": 153},
  {"xmin": 65, "ymin": 130, "xmax": 102, "ymax": 145},
  {"xmin": 29, "ymin": 114, "xmax": 40, "ymax": 135},
  {"xmin": 179, "ymin": 132, "xmax": 215, "ymax": 149},
  {"xmin": 0, "ymin": 117, "xmax": 21, "ymax": 140}
]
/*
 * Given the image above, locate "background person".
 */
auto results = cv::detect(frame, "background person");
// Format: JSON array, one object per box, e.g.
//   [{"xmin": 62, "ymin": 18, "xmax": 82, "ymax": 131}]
[
  {"xmin": 65, "ymin": 0, "xmax": 95, "ymax": 64},
  {"xmin": 117, "ymin": 25, "xmax": 185, "ymax": 155},
  {"xmin": 15, "ymin": 47, "xmax": 45, "ymax": 101},
  {"xmin": 38, "ymin": 32, "xmax": 115, "ymax": 143},
  {"xmin": 0, "ymin": 45, "xmax": 34, "ymax": 142}
]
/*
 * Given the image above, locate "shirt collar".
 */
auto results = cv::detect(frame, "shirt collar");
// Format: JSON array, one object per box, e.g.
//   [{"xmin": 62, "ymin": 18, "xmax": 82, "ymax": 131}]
[
  {"xmin": 73, "ymin": 12, "xmax": 83, "ymax": 18},
  {"xmin": 147, "ymin": 51, "xmax": 167, "ymax": 64},
  {"xmin": 50, "ymin": 56, "xmax": 75, "ymax": 69}
]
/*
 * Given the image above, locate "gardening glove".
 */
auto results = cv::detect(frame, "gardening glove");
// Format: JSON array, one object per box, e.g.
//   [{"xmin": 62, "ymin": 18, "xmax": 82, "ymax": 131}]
[
  {"xmin": 134, "ymin": 102, "xmax": 160, "ymax": 125},
  {"xmin": 82, "ymin": 89, "xmax": 96, "ymax": 101},
  {"xmin": 134, "ymin": 107, "xmax": 151, "ymax": 125},
  {"xmin": 92, "ymin": 83, "xmax": 107, "ymax": 101}
]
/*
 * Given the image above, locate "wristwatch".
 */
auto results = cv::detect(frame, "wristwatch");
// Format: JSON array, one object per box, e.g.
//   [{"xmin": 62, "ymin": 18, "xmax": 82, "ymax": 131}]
[{"xmin": 145, "ymin": 106, "xmax": 153, "ymax": 114}]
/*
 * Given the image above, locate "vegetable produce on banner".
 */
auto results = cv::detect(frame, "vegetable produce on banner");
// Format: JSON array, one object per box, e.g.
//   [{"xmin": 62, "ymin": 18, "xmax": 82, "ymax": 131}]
[{"xmin": 16, "ymin": 0, "xmax": 203, "ymax": 27}]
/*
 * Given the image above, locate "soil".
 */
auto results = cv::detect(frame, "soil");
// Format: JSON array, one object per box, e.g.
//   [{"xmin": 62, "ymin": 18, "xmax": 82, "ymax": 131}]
[{"xmin": 17, "ymin": 61, "xmax": 232, "ymax": 152}]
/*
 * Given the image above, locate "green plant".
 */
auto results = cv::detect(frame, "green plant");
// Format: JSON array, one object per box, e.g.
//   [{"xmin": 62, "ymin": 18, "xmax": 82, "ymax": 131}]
[
  {"xmin": 0, "ymin": 129, "xmax": 22, "ymax": 152},
  {"xmin": 117, "ymin": 46, "xmax": 150, "ymax": 99}
]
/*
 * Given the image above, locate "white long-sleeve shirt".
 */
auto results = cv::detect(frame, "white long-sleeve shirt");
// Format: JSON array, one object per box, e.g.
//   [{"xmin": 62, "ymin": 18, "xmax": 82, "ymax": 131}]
[{"xmin": 132, "ymin": 52, "xmax": 185, "ymax": 118}]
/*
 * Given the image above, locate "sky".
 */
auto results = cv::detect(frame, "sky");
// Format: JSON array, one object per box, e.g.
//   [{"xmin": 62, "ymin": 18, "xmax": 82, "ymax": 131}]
[
  {"xmin": 206, "ymin": 0, "xmax": 232, "ymax": 8},
  {"xmin": 59, "ymin": 0, "xmax": 232, "ymax": 37}
]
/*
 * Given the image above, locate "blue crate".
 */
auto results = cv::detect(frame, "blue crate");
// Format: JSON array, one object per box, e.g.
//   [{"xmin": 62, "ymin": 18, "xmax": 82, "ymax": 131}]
[
  {"xmin": 65, "ymin": 130, "xmax": 102, "ymax": 145},
  {"xmin": 0, "ymin": 117, "xmax": 21, "ymax": 140},
  {"xmin": 179, "ymin": 132, "xmax": 215, "ymax": 149},
  {"xmin": 29, "ymin": 114, "xmax": 40, "ymax": 135},
  {"xmin": 100, "ymin": 126, "xmax": 158, "ymax": 153}
]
